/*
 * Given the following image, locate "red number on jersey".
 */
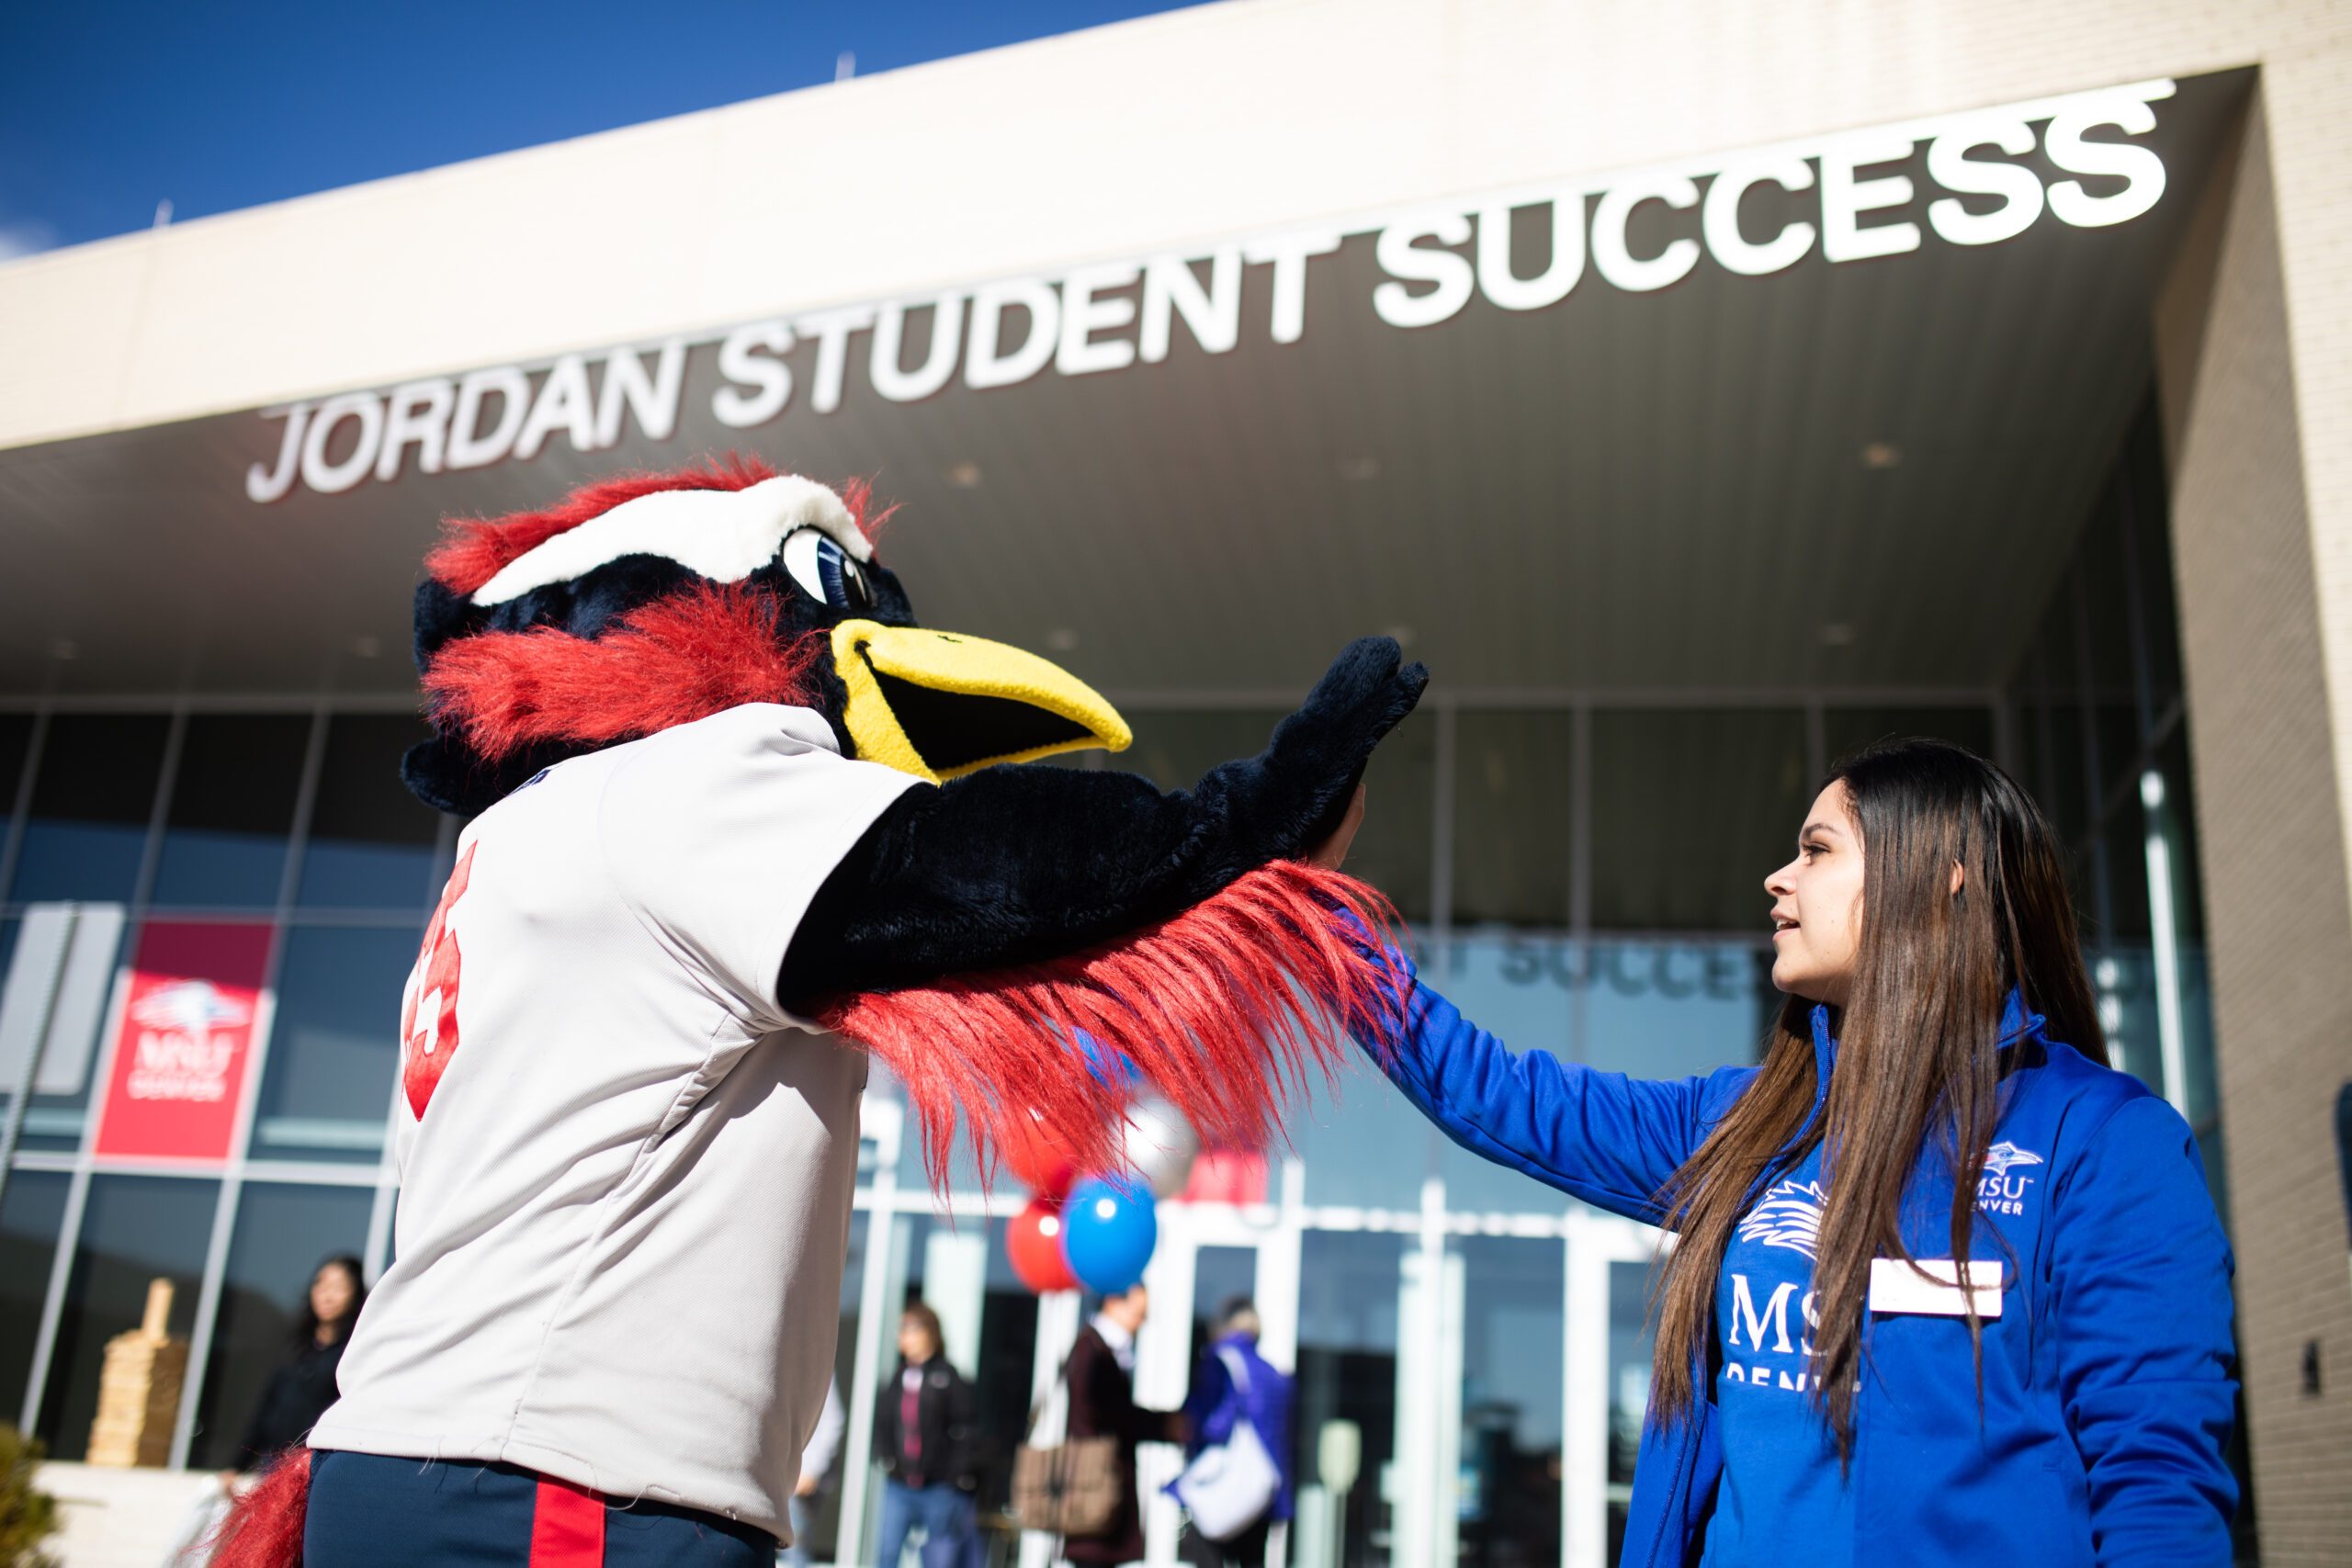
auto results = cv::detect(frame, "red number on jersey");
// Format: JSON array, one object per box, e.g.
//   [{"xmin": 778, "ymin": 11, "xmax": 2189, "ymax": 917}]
[{"xmin": 401, "ymin": 842, "xmax": 477, "ymax": 1117}]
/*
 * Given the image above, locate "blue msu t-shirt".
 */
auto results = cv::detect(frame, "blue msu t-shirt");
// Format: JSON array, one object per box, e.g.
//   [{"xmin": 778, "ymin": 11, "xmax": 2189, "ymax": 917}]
[{"xmin": 1701, "ymin": 1135, "xmax": 1854, "ymax": 1568}]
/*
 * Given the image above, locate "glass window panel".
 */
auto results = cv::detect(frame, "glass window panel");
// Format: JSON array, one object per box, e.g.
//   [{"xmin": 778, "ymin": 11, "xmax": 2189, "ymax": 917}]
[
  {"xmin": 1298, "ymin": 1050, "xmax": 1438, "ymax": 1213},
  {"xmin": 2024, "ymin": 587, "xmax": 2097, "ymax": 856},
  {"xmin": 972, "ymin": 1219, "xmax": 1038, "ymax": 1511},
  {"xmin": 1295, "ymin": 1230, "xmax": 1405, "ymax": 1568},
  {"xmin": 1819, "ymin": 706, "xmax": 1996, "ymax": 771},
  {"xmin": 2152, "ymin": 728, "xmax": 2206, "ymax": 942},
  {"xmin": 1605, "ymin": 1259, "xmax": 1659, "ymax": 1563},
  {"xmin": 2089, "ymin": 950, "xmax": 2161, "ymax": 1096},
  {"xmin": 855, "ymin": 1213, "xmax": 1032, "ymax": 1539},
  {"xmin": 792, "ymin": 1208, "xmax": 867, "ymax": 1562},
  {"xmin": 2041, "ymin": 695, "xmax": 2097, "ymax": 920},
  {"xmin": 9, "ymin": 714, "xmax": 170, "ymax": 903},
  {"xmin": 152, "ymin": 716, "xmax": 311, "ymax": 908},
  {"xmin": 0, "ymin": 1168, "xmax": 72, "ymax": 1423},
  {"xmin": 1351, "ymin": 711, "xmax": 1434, "ymax": 924},
  {"xmin": 1589, "ymin": 709, "xmax": 1810, "ymax": 933},
  {"xmin": 1123, "ymin": 708, "xmax": 1433, "ymax": 922},
  {"xmin": 0, "ymin": 715, "xmax": 31, "ymax": 818},
  {"xmin": 2012, "ymin": 640, "xmax": 2076, "ymax": 852},
  {"xmin": 1447, "ymin": 1235, "xmax": 1564, "ymax": 1568},
  {"xmin": 2088, "ymin": 938, "xmax": 2216, "ymax": 1124},
  {"xmin": 2124, "ymin": 420, "xmax": 2185, "ymax": 723},
  {"xmin": 37, "ymin": 1172, "xmax": 219, "ymax": 1461},
  {"xmin": 2177, "ymin": 942, "xmax": 2218, "ymax": 1133},
  {"xmin": 1188, "ymin": 1246, "xmax": 1258, "ymax": 1370},
  {"xmin": 2077, "ymin": 509, "xmax": 2139, "ymax": 735},
  {"xmin": 190, "ymin": 1182, "xmax": 373, "ymax": 1469},
  {"xmin": 2094, "ymin": 700, "xmax": 2143, "ymax": 825},
  {"xmin": 886, "ymin": 1069, "xmax": 994, "ymax": 1192},
  {"xmin": 2098, "ymin": 795, "xmax": 2154, "ymax": 945},
  {"xmin": 5, "ymin": 911, "xmax": 125, "ymax": 1156},
  {"xmin": 298, "ymin": 716, "xmax": 442, "ymax": 910},
  {"xmin": 1125, "ymin": 712, "xmax": 1276, "ymax": 794},
  {"xmin": 250, "ymin": 927, "xmax": 416, "ymax": 1164},
  {"xmin": 1453, "ymin": 712, "xmax": 1572, "ymax": 928}
]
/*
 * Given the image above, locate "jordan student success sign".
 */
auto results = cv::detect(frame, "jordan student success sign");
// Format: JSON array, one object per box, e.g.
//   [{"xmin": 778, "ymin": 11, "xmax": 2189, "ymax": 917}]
[{"xmin": 248, "ymin": 78, "xmax": 2177, "ymax": 505}]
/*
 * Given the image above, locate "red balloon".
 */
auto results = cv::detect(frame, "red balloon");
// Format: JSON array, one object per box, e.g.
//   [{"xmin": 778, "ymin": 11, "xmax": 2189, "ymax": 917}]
[
  {"xmin": 998, "ymin": 1110, "xmax": 1079, "ymax": 1199},
  {"xmin": 1008, "ymin": 1197, "xmax": 1080, "ymax": 1294}
]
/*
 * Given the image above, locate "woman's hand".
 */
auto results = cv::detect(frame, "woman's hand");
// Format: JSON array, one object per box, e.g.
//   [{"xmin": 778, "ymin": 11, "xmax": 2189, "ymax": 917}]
[{"xmin": 1306, "ymin": 783, "xmax": 1367, "ymax": 870}]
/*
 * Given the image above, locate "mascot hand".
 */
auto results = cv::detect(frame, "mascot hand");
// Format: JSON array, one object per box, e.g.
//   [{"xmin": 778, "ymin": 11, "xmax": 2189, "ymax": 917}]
[{"xmin": 1255, "ymin": 636, "xmax": 1429, "ymax": 846}]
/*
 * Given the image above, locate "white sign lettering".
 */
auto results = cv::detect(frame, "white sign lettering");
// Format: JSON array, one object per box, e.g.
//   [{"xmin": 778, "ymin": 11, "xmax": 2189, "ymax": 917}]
[{"xmin": 247, "ymin": 79, "xmax": 2174, "ymax": 504}]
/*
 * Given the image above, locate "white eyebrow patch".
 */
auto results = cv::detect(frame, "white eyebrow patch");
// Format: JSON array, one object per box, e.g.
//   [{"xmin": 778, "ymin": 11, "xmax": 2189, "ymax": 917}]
[{"xmin": 470, "ymin": 475, "xmax": 872, "ymax": 606}]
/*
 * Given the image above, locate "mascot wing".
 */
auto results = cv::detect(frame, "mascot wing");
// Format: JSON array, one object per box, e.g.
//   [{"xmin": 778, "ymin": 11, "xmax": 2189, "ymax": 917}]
[{"xmin": 794, "ymin": 636, "xmax": 1426, "ymax": 1184}]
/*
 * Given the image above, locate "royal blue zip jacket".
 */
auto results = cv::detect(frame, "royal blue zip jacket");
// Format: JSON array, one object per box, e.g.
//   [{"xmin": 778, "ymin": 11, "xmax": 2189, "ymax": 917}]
[{"xmin": 1354, "ymin": 943, "xmax": 2238, "ymax": 1567}]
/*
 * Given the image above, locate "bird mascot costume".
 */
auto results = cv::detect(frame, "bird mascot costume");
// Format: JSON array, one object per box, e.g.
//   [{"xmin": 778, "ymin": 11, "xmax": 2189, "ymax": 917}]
[{"xmin": 209, "ymin": 457, "xmax": 1422, "ymax": 1567}]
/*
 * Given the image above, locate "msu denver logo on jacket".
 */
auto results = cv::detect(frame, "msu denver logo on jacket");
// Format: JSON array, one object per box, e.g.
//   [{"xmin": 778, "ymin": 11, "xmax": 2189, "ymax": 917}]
[
  {"xmin": 1736, "ymin": 1143, "xmax": 2048, "ymax": 1266},
  {"xmin": 1720, "ymin": 1142, "xmax": 2046, "ymax": 1393}
]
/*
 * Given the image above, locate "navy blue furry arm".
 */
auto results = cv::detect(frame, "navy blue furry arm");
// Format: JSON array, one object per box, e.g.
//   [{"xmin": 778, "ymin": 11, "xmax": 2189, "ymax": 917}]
[{"xmin": 779, "ymin": 637, "xmax": 1426, "ymax": 1008}]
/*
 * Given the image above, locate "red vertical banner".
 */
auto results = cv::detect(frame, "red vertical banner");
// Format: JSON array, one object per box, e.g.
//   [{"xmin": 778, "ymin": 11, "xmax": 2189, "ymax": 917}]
[{"xmin": 93, "ymin": 922, "xmax": 274, "ymax": 1164}]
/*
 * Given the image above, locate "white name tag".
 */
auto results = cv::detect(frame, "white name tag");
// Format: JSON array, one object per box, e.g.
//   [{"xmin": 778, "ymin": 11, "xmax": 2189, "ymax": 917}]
[{"xmin": 1867, "ymin": 1258, "xmax": 2004, "ymax": 1317}]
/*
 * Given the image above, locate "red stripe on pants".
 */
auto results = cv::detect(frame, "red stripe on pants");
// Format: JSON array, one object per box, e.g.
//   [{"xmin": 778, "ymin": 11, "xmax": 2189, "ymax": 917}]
[{"xmin": 529, "ymin": 1474, "xmax": 605, "ymax": 1568}]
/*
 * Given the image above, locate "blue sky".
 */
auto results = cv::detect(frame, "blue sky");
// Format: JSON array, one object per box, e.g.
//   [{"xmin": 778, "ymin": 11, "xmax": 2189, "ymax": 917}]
[{"xmin": 0, "ymin": 0, "xmax": 1205, "ymax": 258}]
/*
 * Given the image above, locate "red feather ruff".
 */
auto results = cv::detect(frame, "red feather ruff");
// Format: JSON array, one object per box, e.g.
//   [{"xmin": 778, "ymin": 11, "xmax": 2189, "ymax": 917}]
[
  {"xmin": 424, "ymin": 456, "xmax": 892, "ymax": 594},
  {"xmin": 207, "ymin": 1447, "xmax": 311, "ymax": 1568},
  {"xmin": 821, "ymin": 862, "xmax": 1409, "ymax": 1188},
  {"xmin": 422, "ymin": 584, "xmax": 827, "ymax": 760}
]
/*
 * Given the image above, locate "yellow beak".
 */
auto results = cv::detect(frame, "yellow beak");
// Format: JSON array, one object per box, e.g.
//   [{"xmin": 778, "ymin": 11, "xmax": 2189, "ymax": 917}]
[{"xmin": 830, "ymin": 619, "xmax": 1133, "ymax": 784}]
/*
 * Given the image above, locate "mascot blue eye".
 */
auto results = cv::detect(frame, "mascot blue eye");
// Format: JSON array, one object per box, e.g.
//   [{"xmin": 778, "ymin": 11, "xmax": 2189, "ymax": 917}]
[{"xmin": 780, "ymin": 528, "xmax": 873, "ymax": 612}]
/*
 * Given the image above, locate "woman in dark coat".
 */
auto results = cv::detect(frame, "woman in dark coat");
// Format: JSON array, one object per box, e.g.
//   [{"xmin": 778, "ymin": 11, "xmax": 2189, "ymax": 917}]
[
  {"xmin": 234, "ymin": 1254, "xmax": 367, "ymax": 1467},
  {"xmin": 1063, "ymin": 1283, "xmax": 1185, "ymax": 1566},
  {"xmin": 872, "ymin": 1303, "xmax": 984, "ymax": 1568}
]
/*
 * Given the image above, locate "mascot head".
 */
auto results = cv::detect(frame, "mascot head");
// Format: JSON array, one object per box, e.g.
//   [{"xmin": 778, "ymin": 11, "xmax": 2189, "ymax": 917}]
[{"xmin": 403, "ymin": 456, "xmax": 1133, "ymax": 813}]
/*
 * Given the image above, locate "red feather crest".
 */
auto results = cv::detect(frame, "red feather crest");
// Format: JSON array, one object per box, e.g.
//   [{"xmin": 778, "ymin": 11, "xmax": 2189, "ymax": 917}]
[{"xmin": 422, "ymin": 583, "xmax": 829, "ymax": 761}]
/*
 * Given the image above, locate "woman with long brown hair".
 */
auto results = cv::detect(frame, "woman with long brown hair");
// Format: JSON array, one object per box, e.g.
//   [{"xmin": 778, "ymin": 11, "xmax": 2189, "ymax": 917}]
[{"xmin": 1339, "ymin": 738, "xmax": 2236, "ymax": 1565}]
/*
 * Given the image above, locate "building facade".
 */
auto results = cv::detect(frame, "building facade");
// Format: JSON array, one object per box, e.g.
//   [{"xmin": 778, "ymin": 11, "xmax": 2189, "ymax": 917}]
[{"xmin": 3, "ymin": 4, "xmax": 2349, "ymax": 1563}]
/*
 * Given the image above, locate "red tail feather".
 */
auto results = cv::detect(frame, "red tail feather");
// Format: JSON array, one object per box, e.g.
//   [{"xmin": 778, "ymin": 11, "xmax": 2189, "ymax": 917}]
[
  {"xmin": 820, "ymin": 863, "xmax": 1408, "ymax": 1188},
  {"xmin": 208, "ymin": 1447, "xmax": 311, "ymax": 1568}
]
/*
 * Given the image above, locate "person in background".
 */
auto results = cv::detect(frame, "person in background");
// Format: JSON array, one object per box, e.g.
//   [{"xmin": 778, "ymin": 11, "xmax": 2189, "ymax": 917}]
[
  {"xmin": 168, "ymin": 1256, "xmax": 368, "ymax": 1565},
  {"xmin": 1064, "ymin": 1283, "xmax": 1186, "ymax": 1568},
  {"xmin": 234, "ymin": 1254, "xmax": 367, "ymax": 1471},
  {"xmin": 782, "ymin": 1377, "xmax": 843, "ymax": 1568},
  {"xmin": 872, "ymin": 1303, "xmax": 982, "ymax": 1568},
  {"xmin": 1174, "ymin": 1298, "xmax": 1292, "ymax": 1568},
  {"xmin": 1342, "ymin": 739, "xmax": 2236, "ymax": 1564}
]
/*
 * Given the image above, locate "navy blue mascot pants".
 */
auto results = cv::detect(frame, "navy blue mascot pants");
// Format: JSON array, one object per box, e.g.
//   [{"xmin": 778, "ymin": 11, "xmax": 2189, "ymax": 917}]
[{"xmin": 304, "ymin": 1450, "xmax": 775, "ymax": 1568}]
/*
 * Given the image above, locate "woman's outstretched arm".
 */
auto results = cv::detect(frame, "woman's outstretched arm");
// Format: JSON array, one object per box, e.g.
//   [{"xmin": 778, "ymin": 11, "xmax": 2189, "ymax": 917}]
[{"xmin": 1350, "ymin": 937, "xmax": 1746, "ymax": 1224}]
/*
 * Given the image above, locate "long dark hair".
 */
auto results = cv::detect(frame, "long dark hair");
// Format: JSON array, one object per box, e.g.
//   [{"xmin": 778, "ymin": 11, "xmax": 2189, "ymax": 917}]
[
  {"xmin": 1648, "ymin": 739, "xmax": 2103, "ymax": 1455},
  {"xmin": 293, "ymin": 1254, "xmax": 367, "ymax": 1348}
]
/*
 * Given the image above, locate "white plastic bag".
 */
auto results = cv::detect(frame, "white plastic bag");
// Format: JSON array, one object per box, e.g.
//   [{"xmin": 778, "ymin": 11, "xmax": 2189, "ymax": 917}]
[{"xmin": 1172, "ymin": 1348, "xmax": 1282, "ymax": 1541}]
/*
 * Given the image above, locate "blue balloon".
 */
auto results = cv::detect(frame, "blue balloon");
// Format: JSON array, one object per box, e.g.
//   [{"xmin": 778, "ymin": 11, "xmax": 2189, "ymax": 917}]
[{"xmin": 1059, "ymin": 1178, "xmax": 1159, "ymax": 1294}]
